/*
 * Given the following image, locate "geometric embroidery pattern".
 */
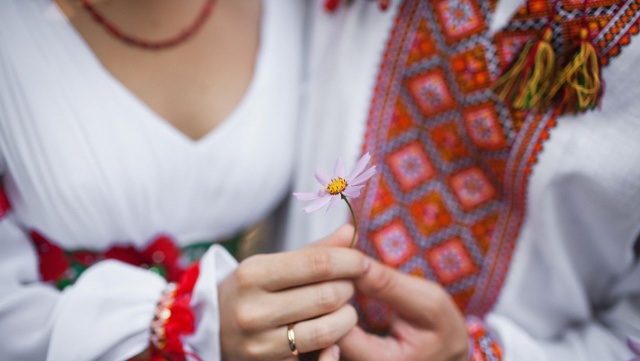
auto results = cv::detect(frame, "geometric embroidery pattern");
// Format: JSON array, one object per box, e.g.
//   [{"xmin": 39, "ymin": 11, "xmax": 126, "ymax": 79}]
[
  {"xmin": 355, "ymin": 0, "xmax": 640, "ymax": 333},
  {"xmin": 466, "ymin": 315, "xmax": 504, "ymax": 360}
]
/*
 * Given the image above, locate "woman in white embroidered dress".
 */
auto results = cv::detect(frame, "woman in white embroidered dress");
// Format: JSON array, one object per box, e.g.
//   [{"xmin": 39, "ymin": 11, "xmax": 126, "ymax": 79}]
[{"xmin": 0, "ymin": 1, "xmax": 367, "ymax": 360}]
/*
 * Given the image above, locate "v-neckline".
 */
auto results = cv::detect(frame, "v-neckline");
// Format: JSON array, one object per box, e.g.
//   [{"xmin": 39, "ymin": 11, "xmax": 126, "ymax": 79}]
[{"xmin": 49, "ymin": 0, "xmax": 268, "ymax": 148}]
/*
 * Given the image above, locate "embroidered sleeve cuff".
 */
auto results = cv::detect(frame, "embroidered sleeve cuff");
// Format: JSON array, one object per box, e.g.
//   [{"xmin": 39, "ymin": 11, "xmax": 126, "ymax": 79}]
[
  {"xmin": 182, "ymin": 244, "xmax": 238, "ymax": 361},
  {"xmin": 466, "ymin": 316, "xmax": 503, "ymax": 361},
  {"xmin": 150, "ymin": 262, "xmax": 200, "ymax": 361}
]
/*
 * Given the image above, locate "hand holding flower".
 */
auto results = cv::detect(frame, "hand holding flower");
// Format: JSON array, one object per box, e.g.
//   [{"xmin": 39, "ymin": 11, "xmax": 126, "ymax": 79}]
[
  {"xmin": 338, "ymin": 258, "xmax": 469, "ymax": 361},
  {"xmin": 294, "ymin": 152, "xmax": 376, "ymax": 248},
  {"xmin": 217, "ymin": 225, "xmax": 369, "ymax": 360}
]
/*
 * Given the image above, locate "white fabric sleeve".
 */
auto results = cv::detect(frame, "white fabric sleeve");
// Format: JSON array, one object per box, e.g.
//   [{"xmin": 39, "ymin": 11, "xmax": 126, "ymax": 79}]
[
  {"xmin": 487, "ymin": 283, "xmax": 640, "ymax": 361},
  {"xmin": 0, "ymin": 212, "xmax": 238, "ymax": 361},
  {"xmin": 184, "ymin": 245, "xmax": 238, "ymax": 360},
  {"xmin": 0, "ymin": 212, "xmax": 165, "ymax": 361},
  {"xmin": 0, "ymin": 214, "xmax": 58, "ymax": 361}
]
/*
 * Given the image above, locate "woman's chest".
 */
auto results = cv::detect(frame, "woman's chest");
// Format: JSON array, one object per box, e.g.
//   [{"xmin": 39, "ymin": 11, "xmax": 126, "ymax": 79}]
[{"xmin": 0, "ymin": 54, "xmax": 298, "ymax": 250}]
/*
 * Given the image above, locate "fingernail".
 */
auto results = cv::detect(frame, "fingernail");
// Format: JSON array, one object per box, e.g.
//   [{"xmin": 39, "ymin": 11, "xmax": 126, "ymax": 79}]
[
  {"xmin": 332, "ymin": 345, "xmax": 341, "ymax": 359},
  {"xmin": 363, "ymin": 258, "xmax": 371, "ymax": 272}
]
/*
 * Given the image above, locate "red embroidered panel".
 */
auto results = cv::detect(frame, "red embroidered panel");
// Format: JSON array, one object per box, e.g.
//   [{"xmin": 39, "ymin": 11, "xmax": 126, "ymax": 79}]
[{"xmin": 355, "ymin": 0, "xmax": 640, "ymax": 332}]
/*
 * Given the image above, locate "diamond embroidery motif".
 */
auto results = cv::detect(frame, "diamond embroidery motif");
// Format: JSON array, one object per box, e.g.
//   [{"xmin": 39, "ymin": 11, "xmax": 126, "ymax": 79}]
[
  {"xmin": 371, "ymin": 220, "xmax": 417, "ymax": 267},
  {"xmin": 429, "ymin": 122, "xmax": 472, "ymax": 162},
  {"xmin": 449, "ymin": 167, "xmax": 497, "ymax": 211},
  {"xmin": 426, "ymin": 237, "xmax": 478, "ymax": 286},
  {"xmin": 406, "ymin": 69, "xmax": 456, "ymax": 116},
  {"xmin": 387, "ymin": 141, "xmax": 436, "ymax": 192},
  {"xmin": 434, "ymin": 0, "xmax": 485, "ymax": 42},
  {"xmin": 409, "ymin": 191, "xmax": 452, "ymax": 236},
  {"xmin": 450, "ymin": 46, "xmax": 491, "ymax": 93},
  {"xmin": 464, "ymin": 104, "xmax": 508, "ymax": 149}
]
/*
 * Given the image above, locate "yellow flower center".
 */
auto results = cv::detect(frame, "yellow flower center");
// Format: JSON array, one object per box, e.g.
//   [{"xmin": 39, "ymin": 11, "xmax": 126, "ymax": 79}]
[{"xmin": 326, "ymin": 177, "xmax": 347, "ymax": 195}]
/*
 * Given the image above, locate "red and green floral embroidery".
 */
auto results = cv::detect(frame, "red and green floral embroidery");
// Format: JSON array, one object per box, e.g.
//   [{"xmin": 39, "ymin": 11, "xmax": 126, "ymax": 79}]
[{"xmin": 31, "ymin": 230, "xmax": 240, "ymax": 290}]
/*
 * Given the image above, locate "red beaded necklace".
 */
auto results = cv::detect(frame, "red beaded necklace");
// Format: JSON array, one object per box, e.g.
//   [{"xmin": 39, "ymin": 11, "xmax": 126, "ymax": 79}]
[{"xmin": 79, "ymin": 0, "xmax": 216, "ymax": 50}]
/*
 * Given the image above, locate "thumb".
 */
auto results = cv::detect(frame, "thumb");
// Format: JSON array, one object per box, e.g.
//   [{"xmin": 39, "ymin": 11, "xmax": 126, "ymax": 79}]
[
  {"xmin": 317, "ymin": 345, "xmax": 341, "ymax": 361},
  {"xmin": 307, "ymin": 224, "xmax": 355, "ymax": 248}
]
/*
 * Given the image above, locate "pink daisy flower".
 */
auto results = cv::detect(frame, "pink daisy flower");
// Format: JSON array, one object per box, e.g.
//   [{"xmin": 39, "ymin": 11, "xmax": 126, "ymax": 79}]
[
  {"xmin": 294, "ymin": 153, "xmax": 376, "ymax": 248},
  {"xmin": 294, "ymin": 152, "xmax": 376, "ymax": 212}
]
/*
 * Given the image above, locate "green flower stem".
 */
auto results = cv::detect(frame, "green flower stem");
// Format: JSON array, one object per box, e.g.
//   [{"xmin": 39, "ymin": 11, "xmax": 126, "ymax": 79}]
[{"xmin": 341, "ymin": 194, "xmax": 358, "ymax": 248}]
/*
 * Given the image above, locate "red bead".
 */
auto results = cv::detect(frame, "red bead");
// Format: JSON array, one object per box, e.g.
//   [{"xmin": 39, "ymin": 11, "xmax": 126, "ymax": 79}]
[{"xmin": 324, "ymin": 0, "xmax": 340, "ymax": 12}]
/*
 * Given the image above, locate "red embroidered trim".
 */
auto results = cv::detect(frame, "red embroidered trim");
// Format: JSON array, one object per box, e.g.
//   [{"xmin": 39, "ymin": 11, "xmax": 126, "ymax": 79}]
[
  {"xmin": 31, "ymin": 231, "xmax": 191, "ymax": 289},
  {"xmin": 502, "ymin": 0, "xmax": 640, "ymax": 67},
  {"xmin": 0, "ymin": 184, "xmax": 10, "ymax": 220},
  {"xmin": 150, "ymin": 263, "xmax": 202, "ymax": 361},
  {"xmin": 466, "ymin": 316, "xmax": 503, "ymax": 361},
  {"xmin": 469, "ymin": 111, "xmax": 557, "ymax": 315},
  {"xmin": 596, "ymin": 0, "xmax": 640, "ymax": 66}
]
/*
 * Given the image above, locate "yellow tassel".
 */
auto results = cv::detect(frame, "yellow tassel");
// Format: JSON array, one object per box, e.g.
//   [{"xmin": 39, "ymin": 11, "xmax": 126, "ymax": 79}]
[
  {"xmin": 492, "ymin": 28, "xmax": 556, "ymax": 110},
  {"xmin": 549, "ymin": 28, "xmax": 603, "ymax": 114}
]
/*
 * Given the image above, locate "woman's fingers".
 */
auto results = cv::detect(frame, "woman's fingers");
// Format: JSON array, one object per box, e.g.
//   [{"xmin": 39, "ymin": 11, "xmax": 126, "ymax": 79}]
[
  {"xmin": 338, "ymin": 326, "xmax": 400, "ymax": 361},
  {"xmin": 287, "ymin": 303, "xmax": 357, "ymax": 354},
  {"xmin": 354, "ymin": 258, "xmax": 447, "ymax": 328},
  {"xmin": 240, "ymin": 247, "xmax": 369, "ymax": 292},
  {"xmin": 220, "ymin": 224, "xmax": 370, "ymax": 360},
  {"xmin": 256, "ymin": 304, "xmax": 357, "ymax": 360},
  {"xmin": 264, "ymin": 280, "xmax": 355, "ymax": 327},
  {"xmin": 317, "ymin": 345, "xmax": 341, "ymax": 361},
  {"xmin": 231, "ymin": 280, "xmax": 355, "ymax": 332}
]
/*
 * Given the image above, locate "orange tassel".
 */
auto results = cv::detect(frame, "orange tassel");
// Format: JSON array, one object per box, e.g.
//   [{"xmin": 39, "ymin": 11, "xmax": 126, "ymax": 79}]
[
  {"xmin": 492, "ymin": 27, "xmax": 556, "ymax": 110},
  {"xmin": 549, "ymin": 28, "xmax": 603, "ymax": 114}
]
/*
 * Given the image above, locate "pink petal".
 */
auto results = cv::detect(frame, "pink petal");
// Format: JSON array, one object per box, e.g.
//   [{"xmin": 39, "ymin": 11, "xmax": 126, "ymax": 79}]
[
  {"xmin": 315, "ymin": 171, "xmax": 331, "ymax": 186},
  {"xmin": 326, "ymin": 195, "xmax": 341, "ymax": 211},
  {"xmin": 629, "ymin": 337, "xmax": 640, "ymax": 355},
  {"xmin": 342, "ymin": 185, "xmax": 364, "ymax": 199},
  {"xmin": 303, "ymin": 195, "xmax": 332, "ymax": 213},
  {"xmin": 293, "ymin": 191, "xmax": 322, "ymax": 201},
  {"xmin": 334, "ymin": 157, "xmax": 345, "ymax": 178},
  {"xmin": 347, "ymin": 152, "xmax": 371, "ymax": 182},
  {"xmin": 349, "ymin": 166, "xmax": 376, "ymax": 186}
]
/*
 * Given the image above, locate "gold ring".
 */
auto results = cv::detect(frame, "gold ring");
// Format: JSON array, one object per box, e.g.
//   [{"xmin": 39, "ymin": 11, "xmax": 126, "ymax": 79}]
[{"xmin": 287, "ymin": 323, "xmax": 299, "ymax": 356}]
